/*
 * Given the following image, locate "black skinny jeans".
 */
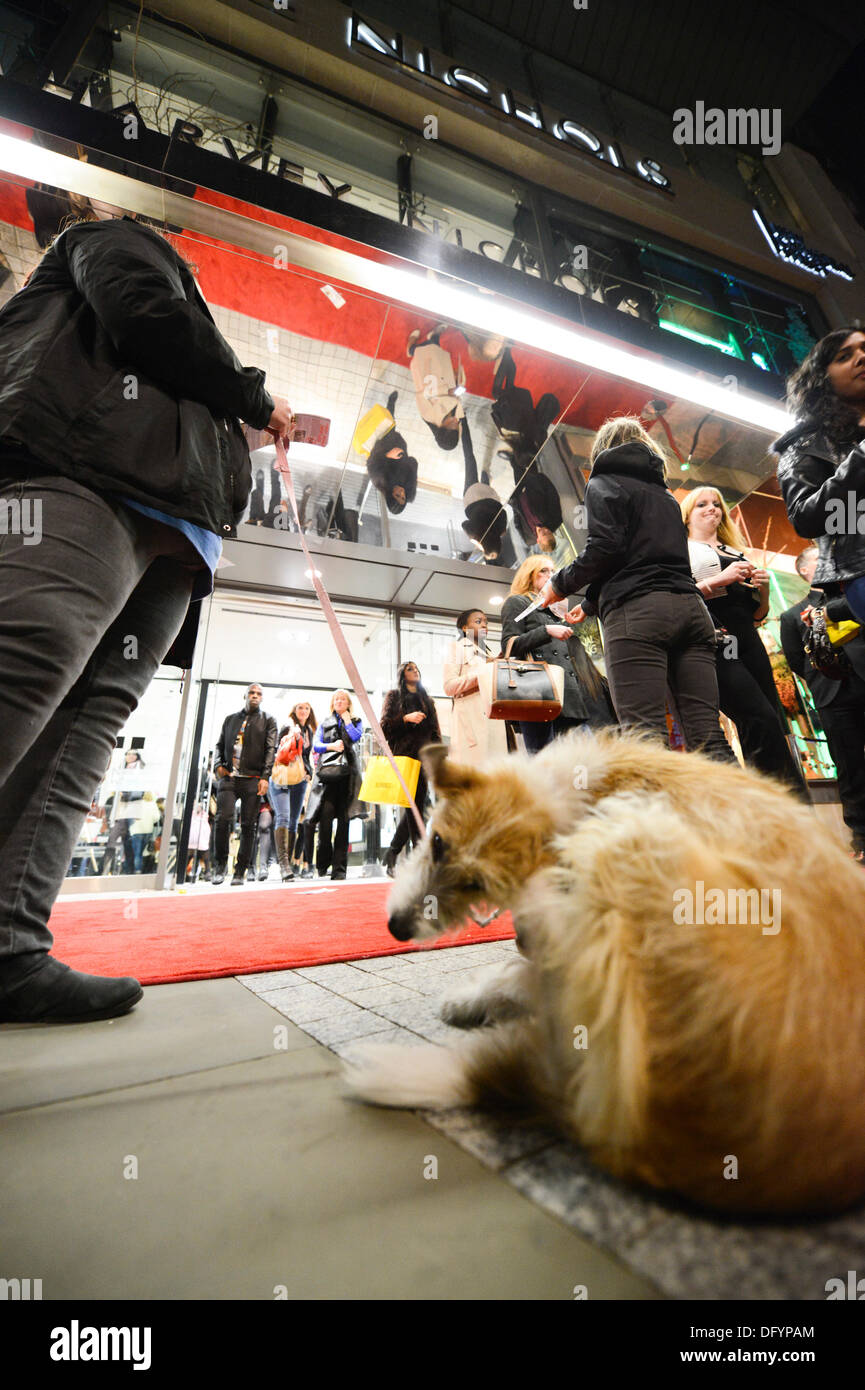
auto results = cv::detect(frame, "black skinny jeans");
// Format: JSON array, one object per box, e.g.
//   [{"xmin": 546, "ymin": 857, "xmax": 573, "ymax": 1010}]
[
  {"xmin": 714, "ymin": 621, "xmax": 803, "ymax": 791},
  {"xmin": 601, "ymin": 591, "xmax": 737, "ymax": 762}
]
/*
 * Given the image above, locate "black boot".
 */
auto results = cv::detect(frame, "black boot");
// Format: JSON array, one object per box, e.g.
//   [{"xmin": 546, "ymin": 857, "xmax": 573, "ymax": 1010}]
[
  {"xmin": 0, "ymin": 955, "xmax": 143, "ymax": 1024},
  {"xmin": 210, "ymin": 862, "xmax": 227, "ymax": 886}
]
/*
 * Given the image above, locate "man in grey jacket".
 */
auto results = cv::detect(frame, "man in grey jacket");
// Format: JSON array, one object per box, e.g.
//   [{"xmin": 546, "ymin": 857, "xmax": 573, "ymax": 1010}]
[{"xmin": 0, "ymin": 211, "xmax": 291, "ymax": 1023}]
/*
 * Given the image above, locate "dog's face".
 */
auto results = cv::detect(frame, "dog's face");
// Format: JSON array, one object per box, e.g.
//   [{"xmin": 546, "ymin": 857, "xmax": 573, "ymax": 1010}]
[{"xmin": 387, "ymin": 745, "xmax": 556, "ymax": 942}]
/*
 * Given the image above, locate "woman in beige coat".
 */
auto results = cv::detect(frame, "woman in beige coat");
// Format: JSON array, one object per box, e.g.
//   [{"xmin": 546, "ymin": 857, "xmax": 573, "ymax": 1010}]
[{"xmin": 442, "ymin": 610, "xmax": 509, "ymax": 767}]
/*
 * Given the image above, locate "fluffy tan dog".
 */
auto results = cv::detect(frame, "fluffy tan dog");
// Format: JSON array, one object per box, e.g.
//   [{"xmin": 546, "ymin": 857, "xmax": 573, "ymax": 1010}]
[{"xmin": 344, "ymin": 731, "xmax": 865, "ymax": 1215}]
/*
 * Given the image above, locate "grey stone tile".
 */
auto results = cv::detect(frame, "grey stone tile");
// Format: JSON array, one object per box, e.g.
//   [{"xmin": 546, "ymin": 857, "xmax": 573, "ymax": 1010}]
[
  {"xmin": 300, "ymin": 1011, "xmax": 410, "ymax": 1049},
  {"xmin": 322, "ymin": 980, "xmax": 424, "ymax": 1008},
  {"xmin": 255, "ymin": 981, "xmax": 364, "ymax": 1023},
  {"xmin": 361, "ymin": 997, "xmax": 449, "ymax": 1032},
  {"xmin": 425, "ymin": 1110, "xmax": 560, "ymax": 1172},
  {"xmin": 238, "ymin": 969, "xmax": 307, "ymax": 993},
  {"xmin": 625, "ymin": 1206, "xmax": 865, "ymax": 1301},
  {"xmin": 344, "ymin": 953, "xmax": 418, "ymax": 974},
  {"xmin": 294, "ymin": 963, "xmax": 380, "ymax": 991},
  {"xmin": 504, "ymin": 1143, "xmax": 670, "ymax": 1250}
]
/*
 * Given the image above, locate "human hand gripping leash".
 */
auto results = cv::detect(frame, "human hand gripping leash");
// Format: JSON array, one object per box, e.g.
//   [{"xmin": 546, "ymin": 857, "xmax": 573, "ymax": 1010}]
[{"xmin": 272, "ymin": 436, "xmax": 425, "ymax": 837}]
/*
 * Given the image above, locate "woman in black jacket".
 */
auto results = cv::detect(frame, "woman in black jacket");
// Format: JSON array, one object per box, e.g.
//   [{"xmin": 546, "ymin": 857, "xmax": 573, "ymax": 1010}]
[
  {"xmin": 380, "ymin": 662, "xmax": 442, "ymax": 875},
  {"xmin": 501, "ymin": 556, "xmax": 616, "ymax": 755},
  {"xmin": 537, "ymin": 416, "xmax": 736, "ymax": 762},
  {"xmin": 775, "ymin": 325, "xmax": 865, "ymax": 623}
]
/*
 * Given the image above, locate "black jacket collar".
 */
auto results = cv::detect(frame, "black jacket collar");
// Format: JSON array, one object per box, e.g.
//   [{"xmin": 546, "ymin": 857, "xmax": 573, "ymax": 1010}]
[
  {"xmin": 590, "ymin": 441, "xmax": 668, "ymax": 486},
  {"xmin": 773, "ymin": 422, "xmax": 838, "ymax": 463}
]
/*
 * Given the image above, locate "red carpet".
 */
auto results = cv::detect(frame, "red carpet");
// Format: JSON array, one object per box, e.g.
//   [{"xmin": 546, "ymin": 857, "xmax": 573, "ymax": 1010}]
[{"xmin": 47, "ymin": 884, "xmax": 516, "ymax": 985}]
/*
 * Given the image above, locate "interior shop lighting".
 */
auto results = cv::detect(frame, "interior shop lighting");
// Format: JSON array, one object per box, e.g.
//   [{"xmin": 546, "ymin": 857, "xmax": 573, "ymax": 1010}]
[
  {"xmin": 0, "ymin": 133, "xmax": 792, "ymax": 438},
  {"xmin": 658, "ymin": 318, "xmax": 744, "ymax": 359}
]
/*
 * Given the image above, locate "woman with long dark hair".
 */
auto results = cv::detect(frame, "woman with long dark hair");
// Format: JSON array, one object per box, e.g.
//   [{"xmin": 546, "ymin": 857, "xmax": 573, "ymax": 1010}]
[
  {"xmin": 380, "ymin": 661, "xmax": 442, "ymax": 876},
  {"xmin": 776, "ymin": 325, "xmax": 865, "ymax": 623}
]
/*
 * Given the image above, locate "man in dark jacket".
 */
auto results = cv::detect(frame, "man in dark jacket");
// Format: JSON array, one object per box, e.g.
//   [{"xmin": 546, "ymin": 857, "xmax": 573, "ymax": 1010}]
[
  {"xmin": 212, "ymin": 684, "xmax": 278, "ymax": 885},
  {"xmin": 780, "ymin": 547, "xmax": 865, "ymax": 857},
  {"xmin": 0, "ymin": 213, "xmax": 290, "ymax": 1024}
]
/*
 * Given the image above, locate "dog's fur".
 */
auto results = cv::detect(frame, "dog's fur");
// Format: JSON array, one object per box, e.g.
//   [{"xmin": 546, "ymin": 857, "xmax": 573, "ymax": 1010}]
[{"xmin": 344, "ymin": 731, "xmax": 865, "ymax": 1215}]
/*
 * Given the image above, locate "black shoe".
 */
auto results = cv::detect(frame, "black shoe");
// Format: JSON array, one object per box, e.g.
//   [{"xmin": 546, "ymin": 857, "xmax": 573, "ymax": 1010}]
[
  {"xmin": 231, "ymin": 872, "xmax": 245, "ymax": 886},
  {"xmin": 300, "ymin": 866, "xmax": 314, "ymax": 879},
  {"xmin": 210, "ymin": 865, "xmax": 226, "ymax": 885},
  {"xmin": 0, "ymin": 956, "xmax": 143, "ymax": 1024},
  {"xmin": 331, "ymin": 870, "xmax": 346, "ymax": 881},
  {"xmin": 382, "ymin": 848, "xmax": 397, "ymax": 879}
]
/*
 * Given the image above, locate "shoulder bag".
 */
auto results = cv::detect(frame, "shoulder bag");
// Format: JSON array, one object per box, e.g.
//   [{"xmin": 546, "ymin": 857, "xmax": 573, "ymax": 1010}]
[{"xmin": 476, "ymin": 635, "xmax": 564, "ymax": 722}]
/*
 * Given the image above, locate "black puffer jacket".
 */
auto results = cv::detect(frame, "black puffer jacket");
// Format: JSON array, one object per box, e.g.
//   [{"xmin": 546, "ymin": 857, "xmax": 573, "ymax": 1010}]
[
  {"xmin": 0, "ymin": 216, "xmax": 273, "ymax": 535},
  {"xmin": 550, "ymin": 441, "xmax": 697, "ymax": 618},
  {"xmin": 775, "ymin": 423, "xmax": 865, "ymax": 586}
]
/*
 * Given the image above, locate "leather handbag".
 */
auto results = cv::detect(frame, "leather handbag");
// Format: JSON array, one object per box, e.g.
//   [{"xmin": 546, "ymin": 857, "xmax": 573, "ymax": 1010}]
[
  {"xmin": 271, "ymin": 730, "xmax": 306, "ymax": 787},
  {"xmin": 476, "ymin": 637, "xmax": 564, "ymax": 722},
  {"xmin": 317, "ymin": 748, "xmax": 352, "ymax": 781}
]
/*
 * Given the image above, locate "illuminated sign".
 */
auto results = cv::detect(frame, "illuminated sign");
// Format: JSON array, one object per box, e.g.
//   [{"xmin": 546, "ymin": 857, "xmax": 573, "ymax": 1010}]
[
  {"xmin": 753, "ymin": 210, "xmax": 853, "ymax": 281},
  {"xmin": 348, "ymin": 12, "xmax": 673, "ymax": 194}
]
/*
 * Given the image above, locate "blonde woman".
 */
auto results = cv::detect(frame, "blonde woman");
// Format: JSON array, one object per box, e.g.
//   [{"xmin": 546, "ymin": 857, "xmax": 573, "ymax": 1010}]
[
  {"xmin": 501, "ymin": 555, "xmax": 616, "ymax": 754},
  {"xmin": 536, "ymin": 416, "xmax": 735, "ymax": 761},
  {"xmin": 308, "ymin": 690, "xmax": 362, "ymax": 880},
  {"xmin": 683, "ymin": 487, "xmax": 804, "ymax": 791}
]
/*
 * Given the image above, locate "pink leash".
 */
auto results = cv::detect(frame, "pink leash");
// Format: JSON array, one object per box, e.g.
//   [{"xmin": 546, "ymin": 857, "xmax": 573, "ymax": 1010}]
[{"xmin": 273, "ymin": 437, "xmax": 426, "ymax": 837}]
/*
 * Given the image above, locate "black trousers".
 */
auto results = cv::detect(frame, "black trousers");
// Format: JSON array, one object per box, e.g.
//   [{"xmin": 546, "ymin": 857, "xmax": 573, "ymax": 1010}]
[
  {"xmin": 0, "ymin": 471, "xmax": 197, "ymax": 965},
  {"xmin": 390, "ymin": 770, "xmax": 428, "ymax": 853},
  {"xmin": 520, "ymin": 716, "xmax": 586, "ymax": 755},
  {"xmin": 213, "ymin": 775, "xmax": 260, "ymax": 870},
  {"xmin": 601, "ymin": 591, "xmax": 736, "ymax": 762},
  {"xmin": 715, "ymin": 623, "xmax": 804, "ymax": 793},
  {"xmin": 316, "ymin": 778, "xmax": 352, "ymax": 877},
  {"xmin": 819, "ymin": 677, "xmax": 865, "ymax": 850}
]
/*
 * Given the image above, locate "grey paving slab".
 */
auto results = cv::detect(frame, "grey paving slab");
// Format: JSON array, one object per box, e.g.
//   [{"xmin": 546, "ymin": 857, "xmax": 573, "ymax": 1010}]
[
  {"xmin": 260, "ymin": 948, "xmax": 865, "ymax": 1302},
  {"xmin": 0, "ymin": 978, "xmax": 314, "ymax": 1114},
  {"xmin": 0, "ymin": 1046, "xmax": 658, "ymax": 1300},
  {"xmin": 251, "ymin": 981, "xmax": 363, "ymax": 1023},
  {"xmin": 322, "ymin": 979, "xmax": 425, "ymax": 1008},
  {"xmin": 293, "ymin": 963, "xmax": 386, "ymax": 990}
]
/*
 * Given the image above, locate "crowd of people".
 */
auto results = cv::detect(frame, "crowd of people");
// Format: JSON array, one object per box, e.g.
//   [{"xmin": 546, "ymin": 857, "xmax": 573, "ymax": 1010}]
[{"xmin": 0, "ymin": 184, "xmax": 862, "ymax": 1026}]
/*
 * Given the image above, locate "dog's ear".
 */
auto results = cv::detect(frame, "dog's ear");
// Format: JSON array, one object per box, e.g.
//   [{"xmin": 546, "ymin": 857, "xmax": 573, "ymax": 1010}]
[{"xmin": 421, "ymin": 743, "xmax": 483, "ymax": 795}]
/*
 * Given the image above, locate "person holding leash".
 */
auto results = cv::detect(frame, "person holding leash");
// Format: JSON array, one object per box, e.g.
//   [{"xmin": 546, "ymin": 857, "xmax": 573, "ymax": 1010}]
[{"xmin": 0, "ymin": 209, "xmax": 291, "ymax": 1023}]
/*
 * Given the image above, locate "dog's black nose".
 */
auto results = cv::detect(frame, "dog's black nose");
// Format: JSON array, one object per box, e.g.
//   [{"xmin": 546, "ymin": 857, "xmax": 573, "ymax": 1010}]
[{"xmin": 388, "ymin": 911, "xmax": 414, "ymax": 942}]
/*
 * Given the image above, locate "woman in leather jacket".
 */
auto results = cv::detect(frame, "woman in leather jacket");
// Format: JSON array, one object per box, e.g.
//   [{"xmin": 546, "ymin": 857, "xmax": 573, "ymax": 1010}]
[
  {"xmin": 776, "ymin": 325, "xmax": 865, "ymax": 622},
  {"xmin": 501, "ymin": 554, "xmax": 616, "ymax": 755}
]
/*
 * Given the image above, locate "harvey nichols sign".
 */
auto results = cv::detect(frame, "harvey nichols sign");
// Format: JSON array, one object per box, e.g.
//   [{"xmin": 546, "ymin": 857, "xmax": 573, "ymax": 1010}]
[{"xmin": 347, "ymin": 11, "xmax": 674, "ymax": 195}]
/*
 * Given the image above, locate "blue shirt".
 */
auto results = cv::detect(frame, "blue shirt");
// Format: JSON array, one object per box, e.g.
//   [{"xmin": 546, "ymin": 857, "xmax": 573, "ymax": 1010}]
[{"xmin": 121, "ymin": 499, "xmax": 222, "ymax": 600}]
